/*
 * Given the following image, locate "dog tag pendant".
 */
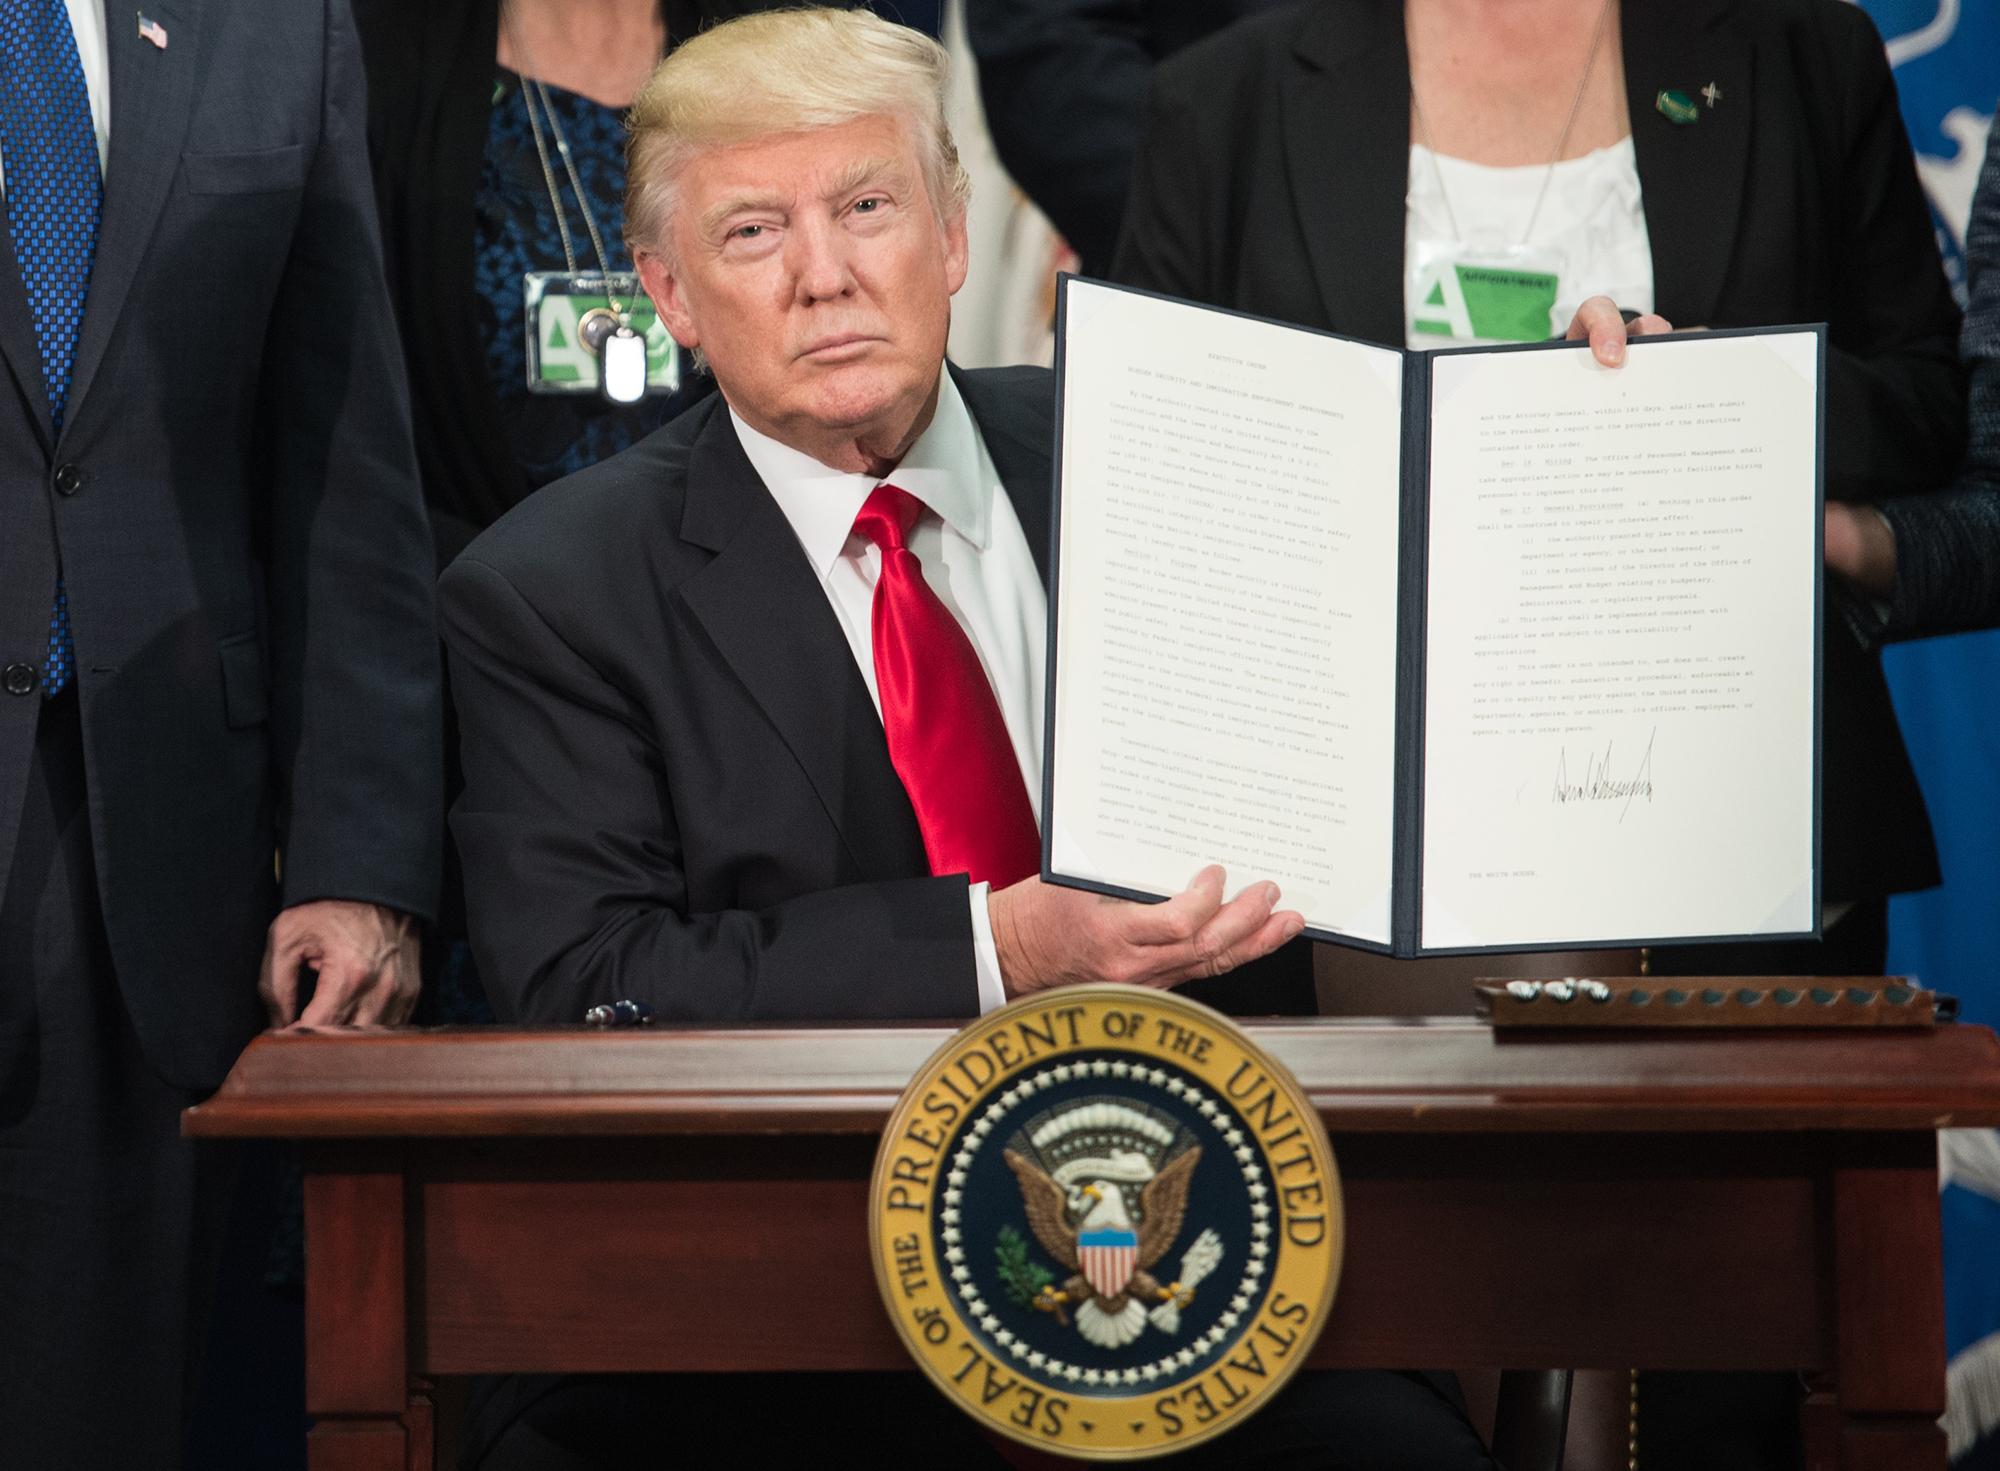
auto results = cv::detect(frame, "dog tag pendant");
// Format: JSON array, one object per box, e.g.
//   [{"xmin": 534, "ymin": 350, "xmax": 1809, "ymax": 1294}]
[
  {"xmin": 523, "ymin": 271, "xmax": 680, "ymax": 397},
  {"xmin": 601, "ymin": 324, "xmax": 647, "ymax": 405}
]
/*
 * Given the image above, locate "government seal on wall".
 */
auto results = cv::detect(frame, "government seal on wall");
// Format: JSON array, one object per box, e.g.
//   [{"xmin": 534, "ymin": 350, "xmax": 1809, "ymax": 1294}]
[{"xmin": 869, "ymin": 986, "xmax": 1343, "ymax": 1459}]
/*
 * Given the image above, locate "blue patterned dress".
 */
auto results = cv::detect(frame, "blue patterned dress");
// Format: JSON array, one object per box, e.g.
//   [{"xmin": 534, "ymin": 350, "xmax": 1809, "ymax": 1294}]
[{"xmin": 473, "ymin": 70, "xmax": 706, "ymax": 491}]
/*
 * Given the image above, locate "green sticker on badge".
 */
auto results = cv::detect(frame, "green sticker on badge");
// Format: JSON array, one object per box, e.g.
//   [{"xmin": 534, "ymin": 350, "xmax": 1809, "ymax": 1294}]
[{"xmin": 1410, "ymin": 263, "xmax": 1559, "ymax": 343}]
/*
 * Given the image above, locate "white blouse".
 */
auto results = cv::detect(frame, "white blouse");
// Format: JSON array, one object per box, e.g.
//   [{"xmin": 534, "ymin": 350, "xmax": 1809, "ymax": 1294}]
[{"xmin": 1403, "ymin": 136, "xmax": 1654, "ymax": 349}]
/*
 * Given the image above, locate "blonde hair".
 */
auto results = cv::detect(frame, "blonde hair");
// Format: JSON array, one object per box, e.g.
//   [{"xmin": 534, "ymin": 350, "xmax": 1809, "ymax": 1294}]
[{"xmin": 625, "ymin": 8, "xmax": 971, "ymax": 258}]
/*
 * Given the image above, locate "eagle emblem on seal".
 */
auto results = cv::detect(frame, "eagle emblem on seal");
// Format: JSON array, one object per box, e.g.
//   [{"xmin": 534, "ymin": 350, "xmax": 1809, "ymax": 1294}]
[{"xmin": 1000, "ymin": 1099, "xmax": 1225, "ymax": 1349}]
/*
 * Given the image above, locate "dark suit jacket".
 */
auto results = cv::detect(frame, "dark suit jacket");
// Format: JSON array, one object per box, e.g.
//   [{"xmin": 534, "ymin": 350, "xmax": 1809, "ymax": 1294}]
[
  {"xmin": 968, "ymin": 0, "xmax": 1295, "ymax": 277},
  {"xmin": 1113, "ymin": 0, "xmax": 1964, "ymax": 905},
  {"xmin": 440, "ymin": 365, "xmax": 1311, "ymax": 1023},
  {"xmin": 0, "ymin": 0, "xmax": 442, "ymax": 1091}
]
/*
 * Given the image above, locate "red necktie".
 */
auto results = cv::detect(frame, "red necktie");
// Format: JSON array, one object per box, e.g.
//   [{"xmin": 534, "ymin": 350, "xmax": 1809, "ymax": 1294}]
[{"xmin": 852, "ymin": 484, "xmax": 1040, "ymax": 889}]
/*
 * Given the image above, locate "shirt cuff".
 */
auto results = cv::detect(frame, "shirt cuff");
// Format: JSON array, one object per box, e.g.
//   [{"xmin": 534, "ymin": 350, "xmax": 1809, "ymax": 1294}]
[{"xmin": 969, "ymin": 881, "xmax": 1008, "ymax": 1014}]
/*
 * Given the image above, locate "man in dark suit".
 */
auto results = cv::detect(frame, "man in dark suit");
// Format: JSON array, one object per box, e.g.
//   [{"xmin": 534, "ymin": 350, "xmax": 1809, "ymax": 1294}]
[
  {"xmin": 442, "ymin": 14, "xmax": 1310, "ymax": 1036},
  {"xmin": 0, "ymin": 1, "xmax": 441, "ymax": 1466},
  {"xmin": 441, "ymin": 10, "xmax": 1496, "ymax": 1466}
]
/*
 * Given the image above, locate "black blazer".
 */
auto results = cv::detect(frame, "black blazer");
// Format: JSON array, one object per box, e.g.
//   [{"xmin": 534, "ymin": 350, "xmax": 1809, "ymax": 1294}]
[
  {"xmin": 967, "ymin": 0, "xmax": 1295, "ymax": 276},
  {"xmin": 0, "ymin": 0, "xmax": 442, "ymax": 1090},
  {"xmin": 1113, "ymin": 0, "xmax": 1964, "ymax": 905},
  {"xmin": 440, "ymin": 366, "xmax": 1311, "ymax": 1023},
  {"xmin": 352, "ymin": 0, "xmax": 519, "ymax": 565}
]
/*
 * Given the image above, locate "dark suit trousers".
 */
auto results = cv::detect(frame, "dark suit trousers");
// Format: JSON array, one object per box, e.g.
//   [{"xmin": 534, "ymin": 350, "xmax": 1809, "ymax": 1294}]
[
  {"xmin": 0, "ymin": 691, "xmax": 235, "ymax": 1471},
  {"xmin": 466, "ymin": 1369, "xmax": 1498, "ymax": 1470}
]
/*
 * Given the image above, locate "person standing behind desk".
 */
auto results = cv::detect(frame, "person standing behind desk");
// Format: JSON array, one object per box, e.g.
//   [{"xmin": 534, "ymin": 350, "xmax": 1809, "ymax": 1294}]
[
  {"xmin": 0, "ymin": 0, "xmax": 442, "ymax": 1466},
  {"xmin": 353, "ymin": 0, "xmax": 735, "ymax": 572},
  {"xmin": 353, "ymin": 0, "xmax": 944, "ymax": 576},
  {"xmin": 354, "ymin": 0, "xmax": 718, "ymax": 1020},
  {"xmin": 1113, "ymin": 0, "xmax": 1963, "ymax": 991},
  {"xmin": 1113, "ymin": 1, "xmax": 1966, "ymax": 1464},
  {"xmin": 1827, "ymin": 111, "xmax": 2000, "ymax": 640}
]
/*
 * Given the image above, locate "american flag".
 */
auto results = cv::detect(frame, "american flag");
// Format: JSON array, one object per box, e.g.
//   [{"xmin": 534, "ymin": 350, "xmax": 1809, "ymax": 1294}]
[{"xmin": 137, "ymin": 13, "xmax": 167, "ymax": 49}]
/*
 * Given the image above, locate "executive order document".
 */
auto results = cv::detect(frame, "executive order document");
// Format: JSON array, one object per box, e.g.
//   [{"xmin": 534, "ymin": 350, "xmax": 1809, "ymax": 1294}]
[{"xmin": 1044, "ymin": 276, "xmax": 1821, "ymax": 956}]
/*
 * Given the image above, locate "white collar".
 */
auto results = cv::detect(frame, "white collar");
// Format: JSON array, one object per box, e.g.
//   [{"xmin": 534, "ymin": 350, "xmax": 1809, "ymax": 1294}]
[{"xmin": 729, "ymin": 370, "xmax": 991, "ymax": 580}]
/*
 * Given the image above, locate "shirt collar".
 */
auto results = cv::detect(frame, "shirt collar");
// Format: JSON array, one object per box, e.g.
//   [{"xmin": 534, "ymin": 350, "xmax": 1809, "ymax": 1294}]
[{"xmin": 729, "ymin": 369, "xmax": 992, "ymax": 581}]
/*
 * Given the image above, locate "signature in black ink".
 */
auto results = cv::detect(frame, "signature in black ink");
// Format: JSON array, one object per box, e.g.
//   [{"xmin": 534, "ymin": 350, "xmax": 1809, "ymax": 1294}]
[{"xmin": 1552, "ymin": 728, "xmax": 1657, "ymax": 822}]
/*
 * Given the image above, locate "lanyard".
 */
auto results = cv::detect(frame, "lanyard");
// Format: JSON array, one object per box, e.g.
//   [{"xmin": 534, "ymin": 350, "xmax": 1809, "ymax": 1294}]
[
  {"xmin": 502, "ymin": 7, "xmax": 650, "ymax": 403},
  {"xmin": 501, "ymin": 18, "xmax": 624, "ymax": 322}
]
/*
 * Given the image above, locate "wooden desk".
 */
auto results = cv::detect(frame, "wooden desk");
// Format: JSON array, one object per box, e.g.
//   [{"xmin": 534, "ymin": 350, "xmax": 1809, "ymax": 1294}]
[{"xmin": 184, "ymin": 1019, "xmax": 2000, "ymax": 1471}]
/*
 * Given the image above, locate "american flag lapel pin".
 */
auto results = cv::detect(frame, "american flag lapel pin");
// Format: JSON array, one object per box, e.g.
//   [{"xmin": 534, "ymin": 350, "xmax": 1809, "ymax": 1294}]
[{"xmin": 136, "ymin": 12, "xmax": 168, "ymax": 48}]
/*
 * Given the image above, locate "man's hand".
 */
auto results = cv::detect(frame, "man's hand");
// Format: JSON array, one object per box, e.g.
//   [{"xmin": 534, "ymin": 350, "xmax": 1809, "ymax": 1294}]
[
  {"xmin": 1825, "ymin": 501, "xmax": 1897, "ymax": 597},
  {"xmin": 259, "ymin": 900, "xmax": 421, "ymax": 1027},
  {"xmin": 1564, "ymin": 295, "xmax": 1674, "ymax": 366},
  {"xmin": 989, "ymin": 865, "xmax": 1304, "ymax": 1000}
]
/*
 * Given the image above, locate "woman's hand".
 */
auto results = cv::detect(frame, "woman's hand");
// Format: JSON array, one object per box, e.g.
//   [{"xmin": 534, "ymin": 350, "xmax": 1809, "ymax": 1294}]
[{"xmin": 1564, "ymin": 295, "xmax": 1674, "ymax": 366}]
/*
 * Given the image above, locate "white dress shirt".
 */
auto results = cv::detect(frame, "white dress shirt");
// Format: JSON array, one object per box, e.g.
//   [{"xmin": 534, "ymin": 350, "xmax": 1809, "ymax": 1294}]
[
  {"xmin": 0, "ymin": 0, "xmax": 112, "ymax": 196},
  {"xmin": 731, "ymin": 370, "xmax": 1047, "ymax": 1014}
]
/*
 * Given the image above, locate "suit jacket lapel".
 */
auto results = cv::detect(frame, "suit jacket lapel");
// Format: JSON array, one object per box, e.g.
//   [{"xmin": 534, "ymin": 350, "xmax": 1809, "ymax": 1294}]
[
  {"xmin": 675, "ymin": 400, "xmax": 930, "ymax": 878},
  {"xmin": 0, "ymin": 263, "xmax": 51, "ymax": 453},
  {"xmin": 1623, "ymin": 0, "xmax": 1750, "ymax": 331},
  {"xmin": 1282, "ymin": 0, "xmax": 1408, "ymax": 345},
  {"xmin": 63, "ymin": 0, "xmax": 200, "ymax": 440}
]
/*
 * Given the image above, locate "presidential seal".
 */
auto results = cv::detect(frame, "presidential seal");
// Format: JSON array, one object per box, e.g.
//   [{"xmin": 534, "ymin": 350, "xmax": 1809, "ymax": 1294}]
[{"xmin": 869, "ymin": 986, "xmax": 1342, "ymax": 1459}]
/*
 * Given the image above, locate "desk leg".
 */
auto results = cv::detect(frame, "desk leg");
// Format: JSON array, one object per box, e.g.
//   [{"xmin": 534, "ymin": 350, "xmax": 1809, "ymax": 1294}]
[
  {"xmin": 406, "ymin": 1380, "xmax": 436, "ymax": 1471},
  {"xmin": 305, "ymin": 1150, "xmax": 426, "ymax": 1471},
  {"xmin": 1830, "ymin": 1157, "xmax": 1947, "ymax": 1471},
  {"xmin": 1804, "ymin": 1385, "xmax": 1839, "ymax": 1471}
]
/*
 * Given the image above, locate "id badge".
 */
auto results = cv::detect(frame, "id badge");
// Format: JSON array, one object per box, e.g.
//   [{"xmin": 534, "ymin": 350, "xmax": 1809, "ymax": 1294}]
[
  {"xmin": 1407, "ymin": 239, "xmax": 1563, "ymax": 348},
  {"xmin": 523, "ymin": 271, "xmax": 681, "ymax": 396}
]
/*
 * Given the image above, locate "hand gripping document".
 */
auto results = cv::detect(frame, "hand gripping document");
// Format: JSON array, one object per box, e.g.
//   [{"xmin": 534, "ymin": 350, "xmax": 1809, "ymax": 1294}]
[{"xmin": 1043, "ymin": 276, "xmax": 1822, "ymax": 958}]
